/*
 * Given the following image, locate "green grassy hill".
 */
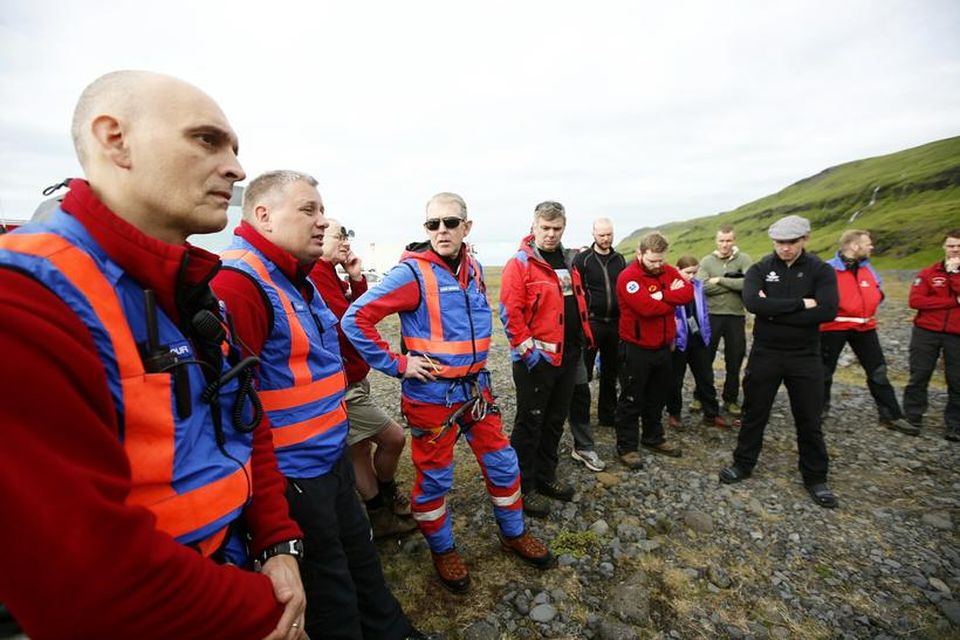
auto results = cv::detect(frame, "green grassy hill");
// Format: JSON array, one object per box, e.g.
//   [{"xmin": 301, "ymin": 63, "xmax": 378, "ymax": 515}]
[{"xmin": 616, "ymin": 136, "xmax": 960, "ymax": 269}]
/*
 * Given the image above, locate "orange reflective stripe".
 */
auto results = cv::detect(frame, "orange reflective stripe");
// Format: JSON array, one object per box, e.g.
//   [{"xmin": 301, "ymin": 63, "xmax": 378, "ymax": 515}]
[
  {"xmin": 222, "ymin": 249, "xmax": 312, "ymax": 387},
  {"xmin": 131, "ymin": 462, "xmax": 251, "ymax": 538},
  {"xmin": 2, "ymin": 233, "xmax": 144, "ymax": 380},
  {"xmin": 403, "ymin": 336, "xmax": 490, "ymax": 356},
  {"xmin": 194, "ymin": 525, "xmax": 230, "ymax": 558},
  {"xmin": 435, "ymin": 361, "xmax": 486, "ymax": 378},
  {"xmin": 414, "ymin": 261, "xmax": 444, "ymax": 342},
  {"xmin": 272, "ymin": 402, "xmax": 348, "ymax": 449},
  {"xmin": 123, "ymin": 374, "xmax": 177, "ymax": 496},
  {"xmin": 259, "ymin": 370, "xmax": 346, "ymax": 411}
]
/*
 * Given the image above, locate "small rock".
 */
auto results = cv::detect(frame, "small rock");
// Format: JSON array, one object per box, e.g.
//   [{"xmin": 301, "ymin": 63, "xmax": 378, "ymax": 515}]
[
  {"xmin": 683, "ymin": 509, "xmax": 714, "ymax": 533},
  {"xmin": 596, "ymin": 472, "xmax": 620, "ymax": 487},
  {"xmin": 597, "ymin": 620, "xmax": 639, "ymax": 640},
  {"xmin": 929, "ymin": 577, "xmax": 952, "ymax": 594},
  {"xmin": 590, "ymin": 519, "xmax": 610, "ymax": 536},
  {"xmin": 939, "ymin": 599, "xmax": 960, "ymax": 626},
  {"xmin": 529, "ymin": 603, "xmax": 557, "ymax": 623},
  {"xmin": 708, "ymin": 565, "xmax": 732, "ymax": 589},
  {"xmin": 921, "ymin": 512, "xmax": 953, "ymax": 531},
  {"xmin": 462, "ymin": 619, "xmax": 500, "ymax": 640}
]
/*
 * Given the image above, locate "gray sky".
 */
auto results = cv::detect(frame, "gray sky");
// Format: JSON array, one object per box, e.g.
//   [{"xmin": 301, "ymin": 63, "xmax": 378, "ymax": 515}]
[{"xmin": 1, "ymin": 0, "xmax": 959, "ymax": 265}]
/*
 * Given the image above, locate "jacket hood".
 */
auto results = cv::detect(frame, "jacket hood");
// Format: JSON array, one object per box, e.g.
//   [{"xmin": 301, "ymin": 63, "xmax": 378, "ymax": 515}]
[
  {"xmin": 518, "ymin": 234, "xmax": 569, "ymax": 265},
  {"xmin": 401, "ymin": 240, "xmax": 474, "ymax": 286}
]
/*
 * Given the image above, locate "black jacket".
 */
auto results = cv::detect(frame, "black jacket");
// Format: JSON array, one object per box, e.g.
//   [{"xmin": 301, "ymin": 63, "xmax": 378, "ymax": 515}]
[
  {"xmin": 573, "ymin": 245, "xmax": 627, "ymax": 323},
  {"xmin": 744, "ymin": 250, "xmax": 838, "ymax": 350}
]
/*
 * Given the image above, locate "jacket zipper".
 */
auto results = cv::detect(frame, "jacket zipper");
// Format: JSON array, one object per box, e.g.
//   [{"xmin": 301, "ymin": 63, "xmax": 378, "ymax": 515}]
[{"xmin": 462, "ymin": 286, "xmax": 477, "ymax": 367}]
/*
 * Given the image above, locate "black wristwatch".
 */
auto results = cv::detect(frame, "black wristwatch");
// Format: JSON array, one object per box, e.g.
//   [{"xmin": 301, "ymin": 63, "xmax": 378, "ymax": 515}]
[{"xmin": 254, "ymin": 539, "xmax": 304, "ymax": 570}]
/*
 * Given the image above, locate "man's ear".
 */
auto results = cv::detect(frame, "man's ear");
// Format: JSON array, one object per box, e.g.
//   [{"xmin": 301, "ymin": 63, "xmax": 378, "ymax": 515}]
[
  {"xmin": 462, "ymin": 219, "xmax": 473, "ymax": 239},
  {"xmin": 254, "ymin": 203, "xmax": 271, "ymax": 231},
  {"xmin": 90, "ymin": 115, "xmax": 131, "ymax": 169}
]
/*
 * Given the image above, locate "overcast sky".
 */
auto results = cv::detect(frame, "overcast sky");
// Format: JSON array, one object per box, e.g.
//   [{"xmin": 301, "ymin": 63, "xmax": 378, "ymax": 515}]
[{"xmin": 1, "ymin": 0, "xmax": 958, "ymax": 265}]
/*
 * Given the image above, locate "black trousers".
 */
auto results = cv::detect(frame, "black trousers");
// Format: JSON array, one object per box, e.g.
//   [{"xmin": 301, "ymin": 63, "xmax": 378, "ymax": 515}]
[
  {"xmin": 733, "ymin": 345, "xmax": 830, "ymax": 485},
  {"xmin": 667, "ymin": 338, "xmax": 720, "ymax": 419},
  {"xmin": 511, "ymin": 348, "xmax": 580, "ymax": 492},
  {"xmin": 903, "ymin": 326, "xmax": 960, "ymax": 428},
  {"xmin": 707, "ymin": 314, "xmax": 747, "ymax": 404},
  {"xmin": 614, "ymin": 343, "xmax": 672, "ymax": 454},
  {"xmin": 820, "ymin": 329, "xmax": 903, "ymax": 421},
  {"xmin": 581, "ymin": 320, "xmax": 620, "ymax": 424},
  {"xmin": 286, "ymin": 455, "xmax": 410, "ymax": 640}
]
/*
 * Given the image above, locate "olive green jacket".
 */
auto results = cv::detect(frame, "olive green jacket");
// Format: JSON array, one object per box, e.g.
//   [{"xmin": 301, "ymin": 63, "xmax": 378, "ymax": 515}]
[{"xmin": 696, "ymin": 248, "xmax": 753, "ymax": 316}]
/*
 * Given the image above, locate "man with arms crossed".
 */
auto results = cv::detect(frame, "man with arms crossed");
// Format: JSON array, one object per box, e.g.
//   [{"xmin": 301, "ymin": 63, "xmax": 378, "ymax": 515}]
[
  {"xmin": 903, "ymin": 229, "xmax": 960, "ymax": 441},
  {"xmin": 0, "ymin": 71, "xmax": 305, "ymax": 639},
  {"xmin": 697, "ymin": 225, "xmax": 752, "ymax": 416},
  {"xmin": 719, "ymin": 215, "xmax": 839, "ymax": 509}
]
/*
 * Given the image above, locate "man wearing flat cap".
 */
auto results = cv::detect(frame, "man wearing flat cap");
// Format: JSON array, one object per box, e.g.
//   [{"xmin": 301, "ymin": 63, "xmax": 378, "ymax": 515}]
[{"xmin": 718, "ymin": 215, "xmax": 840, "ymax": 508}]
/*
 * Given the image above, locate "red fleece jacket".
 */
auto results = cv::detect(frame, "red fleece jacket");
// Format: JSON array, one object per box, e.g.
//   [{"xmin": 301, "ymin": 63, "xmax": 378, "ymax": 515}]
[
  {"xmin": 0, "ymin": 180, "xmax": 299, "ymax": 640},
  {"xmin": 310, "ymin": 260, "xmax": 370, "ymax": 385}
]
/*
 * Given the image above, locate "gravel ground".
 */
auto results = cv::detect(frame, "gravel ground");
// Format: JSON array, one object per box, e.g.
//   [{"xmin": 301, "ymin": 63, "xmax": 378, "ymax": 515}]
[{"xmin": 367, "ymin": 273, "xmax": 958, "ymax": 639}]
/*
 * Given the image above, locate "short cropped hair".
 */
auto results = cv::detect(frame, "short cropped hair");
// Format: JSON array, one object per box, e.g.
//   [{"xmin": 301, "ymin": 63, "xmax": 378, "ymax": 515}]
[
  {"xmin": 533, "ymin": 201, "xmax": 566, "ymax": 222},
  {"xmin": 426, "ymin": 192, "xmax": 467, "ymax": 218},
  {"xmin": 717, "ymin": 224, "xmax": 735, "ymax": 235},
  {"xmin": 676, "ymin": 255, "xmax": 699, "ymax": 270},
  {"xmin": 945, "ymin": 229, "xmax": 960, "ymax": 242},
  {"xmin": 242, "ymin": 170, "xmax": 318, "ymax": 220},
  {"xmin": 839, "ymin": 229, "xmax": 869, "ymax": 249},
  {"xmin": 638, "ymin": 231, "xmax": 669, "ymax": 254}
]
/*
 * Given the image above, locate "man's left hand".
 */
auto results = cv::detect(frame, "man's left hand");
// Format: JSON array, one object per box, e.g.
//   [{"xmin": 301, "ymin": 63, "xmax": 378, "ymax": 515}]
[{"xmin": 261, "ymin": 554, "xmax": 306, "ymax": 640}]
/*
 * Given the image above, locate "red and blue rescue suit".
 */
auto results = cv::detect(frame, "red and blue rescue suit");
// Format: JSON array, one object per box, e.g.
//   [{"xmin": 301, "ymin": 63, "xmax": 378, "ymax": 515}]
[
  {"xmin": 0, "ymin": 180, "xmax": 298, "ymax": 639},
  {"xmin": 342, "ymin": 243, "xmax": 524, "ymax": 553}
]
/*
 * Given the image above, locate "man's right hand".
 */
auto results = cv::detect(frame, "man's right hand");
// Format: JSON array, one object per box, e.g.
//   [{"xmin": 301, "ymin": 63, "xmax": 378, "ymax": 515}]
[{"xmin": 403, "ymin": 355, "xmax": 440, "ymax": 381}]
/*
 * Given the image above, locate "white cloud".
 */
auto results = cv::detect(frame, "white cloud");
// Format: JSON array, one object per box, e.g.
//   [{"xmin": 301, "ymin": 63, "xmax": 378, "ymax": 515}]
[{"xmin": 1, "ymin": 0, "xmax": 958, "ymax": 261}]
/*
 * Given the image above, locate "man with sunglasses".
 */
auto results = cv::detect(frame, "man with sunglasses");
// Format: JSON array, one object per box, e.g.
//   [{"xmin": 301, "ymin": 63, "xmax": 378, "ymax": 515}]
[
  {"xmin": 718, "ymin": 215, "xmax": 840, "ymax": 509},
  {"xmin": 343, "ymin": 193, "xmax": 552, "ymax": 595},
  {"xmin": 500, "ymin": 201, "xmax": 594, "ymax": 518},
  {"xmin": 311, "ymin": 219, "xmax": 416, "ymax": 539}
]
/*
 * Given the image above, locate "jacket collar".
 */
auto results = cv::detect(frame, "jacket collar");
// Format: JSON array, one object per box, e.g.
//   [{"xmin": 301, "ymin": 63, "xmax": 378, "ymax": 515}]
[{"xmin": 61, "ymin": 178, "xmax": 221, "ymax": 325}]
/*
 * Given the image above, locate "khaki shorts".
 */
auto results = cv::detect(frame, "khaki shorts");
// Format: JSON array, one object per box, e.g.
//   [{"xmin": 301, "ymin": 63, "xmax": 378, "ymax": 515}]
[{"xmin": 344, "ymin": 378, "xmax": 394, "ymax": 445}]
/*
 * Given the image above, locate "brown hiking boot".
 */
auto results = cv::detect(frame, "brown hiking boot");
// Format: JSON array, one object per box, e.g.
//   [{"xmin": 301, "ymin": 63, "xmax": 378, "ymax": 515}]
[
  {"xmin": 667, "ymin": 414, "xmax": 683, "ymax": 429},
  {"xmin": 380, "ymin": 480, "xmax": 413, "ymax": 516},
  {"xmin": 499, "ymin": 530, "xmax": 555, "ymax": 569},
  {"xmin": 432, "ymin": 549, "xmax": 470, "ymax": 593},
  {"xmin": 642, "ymin": 440, "xmax": 682, "ymax": 457},
  {"xmin": 368, "ymin": 507, "xmax": 417, "ymax": 539},
  {"xmin": 704, "ymin": 415, "xmax": 730, "ymax": 429},
  {"xmin": 619, "ymin": 451, "xmax": 644, "ymax": 470}
]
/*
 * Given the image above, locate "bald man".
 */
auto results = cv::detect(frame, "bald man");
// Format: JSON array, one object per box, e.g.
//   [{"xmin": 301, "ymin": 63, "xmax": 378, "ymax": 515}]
[
  {"xmin": 570, "ymin": 218, "xmax": 627, "ymax": 447},
  {"xmin": 0, "ymin": 71, "xmax": 306, "ymax": 639}
]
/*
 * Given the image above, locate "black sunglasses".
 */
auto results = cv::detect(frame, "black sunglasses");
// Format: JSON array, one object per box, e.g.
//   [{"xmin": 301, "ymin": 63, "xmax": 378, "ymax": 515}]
[{"xmin": 424, "ymin": 217, "xmax": 465, "ymax": 231}]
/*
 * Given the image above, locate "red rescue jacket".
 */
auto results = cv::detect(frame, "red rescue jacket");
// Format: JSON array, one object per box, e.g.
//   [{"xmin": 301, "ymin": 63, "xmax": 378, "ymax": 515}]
[
  {"xmin": 617, "ymin": 260, "xmax": 693, "ymax": 349},
  {"xmin": 909, "ymin": 260, "xmax": 960, "ymax": 335},
  {"xmin": 820, "ymin": 253, "xmax": 884, "ymax": 332}
]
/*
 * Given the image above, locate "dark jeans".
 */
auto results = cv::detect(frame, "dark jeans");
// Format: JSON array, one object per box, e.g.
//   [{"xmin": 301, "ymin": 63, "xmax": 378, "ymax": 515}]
[
  {"xmin": 821, "ymin": 329, "xmax": 903, "ymax": 421},
  {"xmin": 667, "ymin": 338, "xmax": 720, "ymax": 419},
  {"xmin": 733, "ymin": 345, "xmax": 829, "ymax": 485},
  {"xmin": 511, "ymin": 348, "xmax": 580, "ymax": 492},
  {"xmin": 903, "ymin": 326, "xmax": 960, "ymax": 428},
  {"xmin": 286, "ymin": 455, "xmax": 410, "ymax": 640},
  {"xmin": 614, "ymin": 343, "xmax": 672, "ymax": 454},
  {"xmin": 583, "ymin": 320, "xmax": 620, "ymax": 424},
  {"xmin": 707, "ymin": 314, "xmax": 747, "ymax": 404}
]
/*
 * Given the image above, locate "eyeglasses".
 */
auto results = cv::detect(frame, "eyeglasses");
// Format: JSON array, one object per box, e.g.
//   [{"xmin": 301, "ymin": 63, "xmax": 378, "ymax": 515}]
[{"xmin": 424, "ymin": 217, "xmax": 465, "ymax": 231}]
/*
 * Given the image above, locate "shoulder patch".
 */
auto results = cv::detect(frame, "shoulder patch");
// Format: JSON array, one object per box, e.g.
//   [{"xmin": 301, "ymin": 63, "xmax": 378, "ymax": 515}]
[{"xmin": 625, "ymin": 280, "xmax": 640, "ymax": 294}]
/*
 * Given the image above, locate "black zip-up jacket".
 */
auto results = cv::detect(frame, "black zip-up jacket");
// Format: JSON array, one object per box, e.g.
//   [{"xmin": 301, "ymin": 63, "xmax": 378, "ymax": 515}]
[
  {"xmin": 743, "ymin": 250, "xmax": 838, "ymax": 350},
  {"xmin": 573, "ymin": 245, "xmax": 627, "ymax": 323}
]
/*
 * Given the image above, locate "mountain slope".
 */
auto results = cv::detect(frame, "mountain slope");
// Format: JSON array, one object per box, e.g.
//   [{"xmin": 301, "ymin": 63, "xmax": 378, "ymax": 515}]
[{"xmin": 617, "ymin": 136, "xmax": 960, "ymax": 269}]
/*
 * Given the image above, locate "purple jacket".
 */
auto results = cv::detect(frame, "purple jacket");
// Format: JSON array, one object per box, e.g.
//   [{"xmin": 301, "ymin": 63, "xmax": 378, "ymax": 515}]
[{"xmin": 674, "ymin": 279, "xmax": 711, "ymax": 351}]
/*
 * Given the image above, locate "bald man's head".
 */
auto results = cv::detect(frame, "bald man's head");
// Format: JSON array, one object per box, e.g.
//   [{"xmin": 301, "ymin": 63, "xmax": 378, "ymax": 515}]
[
  {"xmin": 70, "ymin": 70, "xmax": 244, "ymax": 244},
  {"xmin": 592, "ymin": 217, "xmax": 614, "ymax": 252}
]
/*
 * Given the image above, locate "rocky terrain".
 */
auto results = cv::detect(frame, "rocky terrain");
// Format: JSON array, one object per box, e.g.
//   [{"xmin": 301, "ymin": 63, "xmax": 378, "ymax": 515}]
[{"xmin": 368, "ymin": 274, "xmax": 958, "ymax": 639}]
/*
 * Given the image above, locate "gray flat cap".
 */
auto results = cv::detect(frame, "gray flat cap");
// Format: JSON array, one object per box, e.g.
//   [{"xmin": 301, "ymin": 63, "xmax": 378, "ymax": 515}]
[{"xmin": 768, "ymin": 215, "xmax": 811, "ymax": 241}]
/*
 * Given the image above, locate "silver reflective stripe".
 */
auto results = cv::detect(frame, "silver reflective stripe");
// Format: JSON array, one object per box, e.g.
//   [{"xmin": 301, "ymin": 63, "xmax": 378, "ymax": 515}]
[
  {"xmin": 518, "ymin": 337, "xmax": 536, "ymax": 353},
  {"xmin": 534, "ymin": 339, "xmax": 558, "ymax": 353},
  {"xmin": 412, "ymin": 502, "xmax": 447, "ymax": 522},
  {"xmin": 490, "ymin": 488, "xmax": 521, "ymax": 507},
  {"xmin": 833, "ymin": 316, "xmax": 871, "ymax": 324}
]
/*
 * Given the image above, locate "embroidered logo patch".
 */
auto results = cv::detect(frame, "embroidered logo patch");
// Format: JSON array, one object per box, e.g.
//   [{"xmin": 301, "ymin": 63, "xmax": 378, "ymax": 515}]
[
  {"xmin": 764, "ymin": 271, "xmax": 780, "ymax": 283},
  {"xmin": 626, "ymin": 280, "xmax": 640, "ymax": 294},
  {"xmin": 648, "ymin": 284, "xmax": 659, "ymax": 293},
  {"xmin": 932, "ymin": 276, "xmax": 947, "ymax": 287}
]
